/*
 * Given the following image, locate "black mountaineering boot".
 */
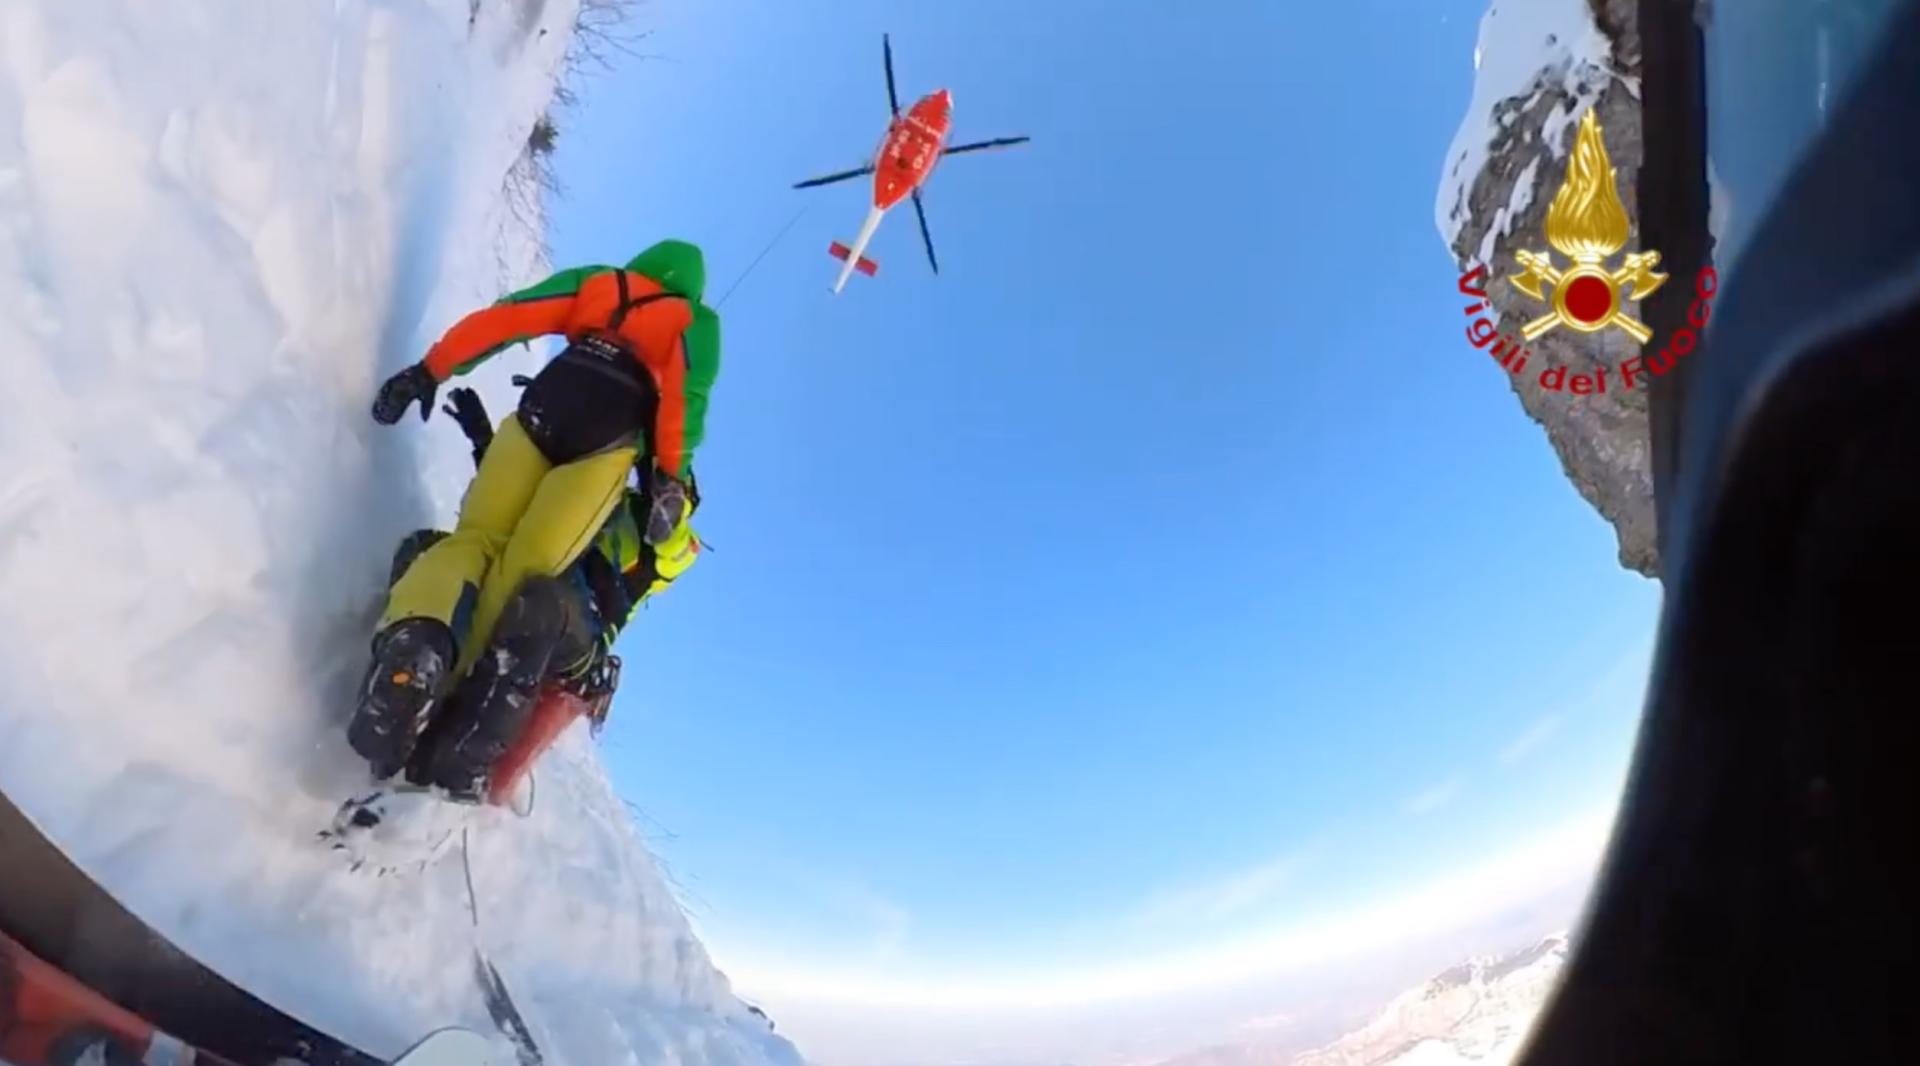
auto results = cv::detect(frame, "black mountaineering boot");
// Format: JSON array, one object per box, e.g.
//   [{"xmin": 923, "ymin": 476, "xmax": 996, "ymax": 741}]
[
  {"xmin": 423, "ymin": 578, "xmax": 569, "ymax": 801},
  {"xmin": 346, "ymin": 618, "xmax": 456, "ymax": 781}
]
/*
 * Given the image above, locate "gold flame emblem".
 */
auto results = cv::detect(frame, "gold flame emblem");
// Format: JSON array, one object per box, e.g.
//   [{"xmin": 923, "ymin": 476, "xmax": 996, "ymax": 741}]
[{"xmin": 1510, "ymin": 109, "xmax": 1666, "ymax": 343}]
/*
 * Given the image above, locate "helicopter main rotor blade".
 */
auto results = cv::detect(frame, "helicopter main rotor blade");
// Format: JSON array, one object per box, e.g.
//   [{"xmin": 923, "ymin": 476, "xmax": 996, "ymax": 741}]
[
  {"xmin": 793, "ymin": 165, "xmax": 876, "ymax": 190},
  {"xmin": 911, "ymin": 190, "xmax": 938, "ymax": 275},
  {"xmin": 883, "ymin": 33, "xmax": 901, "ymax": 116},
  {"xmin": 943, "ymin": 136, "xmax": 1032, "ymax": 157}
]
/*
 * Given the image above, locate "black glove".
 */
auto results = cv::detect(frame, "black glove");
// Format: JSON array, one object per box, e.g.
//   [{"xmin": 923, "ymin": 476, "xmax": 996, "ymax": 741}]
[
  {"xmin": 442, "ymin": 387, "xmax": 493, "ymax": 463},
  {"xmin": 642, "ymin": 468, "xmax": 689, "ymax": 546},
  {"xmin": 372, "ymin": 363, "xmax": 439, "ymax": 425}
]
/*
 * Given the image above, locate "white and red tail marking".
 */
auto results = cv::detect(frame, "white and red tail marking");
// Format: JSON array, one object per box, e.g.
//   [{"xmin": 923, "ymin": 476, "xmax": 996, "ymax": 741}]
[
  {"xmin": 830, "ymin": 206, "xmax": 887, "ymax": 294},
  {"xmin": 829, "ymin": 242, "xmax": 879, "ymax": 277}
]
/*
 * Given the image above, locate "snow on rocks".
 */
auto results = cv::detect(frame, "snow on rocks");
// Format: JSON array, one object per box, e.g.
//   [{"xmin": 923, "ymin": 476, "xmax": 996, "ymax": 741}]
[{"xmin": 1435, "ymin": 0, "xmax": 1620, "ymax": 258}]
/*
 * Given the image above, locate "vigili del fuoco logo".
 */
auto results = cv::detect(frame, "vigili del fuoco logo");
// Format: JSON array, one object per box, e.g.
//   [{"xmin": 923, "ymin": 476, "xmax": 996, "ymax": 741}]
[{"xmin": 1456, "ymin": 108, "xmax": 1717, "ymax": 395}]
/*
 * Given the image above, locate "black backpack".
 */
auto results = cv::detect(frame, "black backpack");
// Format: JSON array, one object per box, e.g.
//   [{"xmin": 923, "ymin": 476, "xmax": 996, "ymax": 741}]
[{"xmin": 515, "ymin": 270, "xmax": 688, "ymax": 464}]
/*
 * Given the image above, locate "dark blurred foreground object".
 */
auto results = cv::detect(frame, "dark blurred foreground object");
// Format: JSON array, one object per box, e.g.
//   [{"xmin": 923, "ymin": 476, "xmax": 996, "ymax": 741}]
[
  {"xmin": 1520, "ymin": 1, "xmax": 1920, "ymax": 1063},
  {"xmin": 0, "ymin": 792, "xmax": 377, "ymax": 1066},
  {"xmin": 1, "ymin": 928, "xmax": 242, "ymax": 1066}
]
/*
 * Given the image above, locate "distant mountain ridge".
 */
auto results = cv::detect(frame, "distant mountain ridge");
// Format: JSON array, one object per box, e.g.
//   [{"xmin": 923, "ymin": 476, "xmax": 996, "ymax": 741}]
[{"xmin": 1156, "ymin": 934, "xmax": 1570, "ymax": 1066}]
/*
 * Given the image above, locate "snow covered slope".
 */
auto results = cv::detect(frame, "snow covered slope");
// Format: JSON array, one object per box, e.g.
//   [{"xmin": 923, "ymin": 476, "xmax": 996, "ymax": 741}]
[{"xmin": 0, "ymin": 3, "xmax": 801, "ymax": 1065}]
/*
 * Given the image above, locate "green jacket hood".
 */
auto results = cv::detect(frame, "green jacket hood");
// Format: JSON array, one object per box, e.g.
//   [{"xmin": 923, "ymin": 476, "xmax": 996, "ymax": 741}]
[{"xmin": 625, "ymin": 239, "xmax": 708, "ymax": 302}]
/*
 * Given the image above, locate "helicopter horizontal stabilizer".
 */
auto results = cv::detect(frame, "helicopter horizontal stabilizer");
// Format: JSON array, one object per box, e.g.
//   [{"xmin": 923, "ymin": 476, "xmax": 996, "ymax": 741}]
[{"xmin": 829, "ymin": 241, "xmax": 879, "ymax": 277}]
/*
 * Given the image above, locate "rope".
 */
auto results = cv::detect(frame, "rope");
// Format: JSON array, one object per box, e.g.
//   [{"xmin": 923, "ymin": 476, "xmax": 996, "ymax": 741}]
[
  {"xmin": 714, "ymin": 204, "xmax": 811, "ymax": 309},
  {"xmin": 459, "ymin": 821, "xmax": 546, "ymax": 1066},
  {"xmin": 462, "ymin": 826, "xmax": 480, "ymax": 928}
]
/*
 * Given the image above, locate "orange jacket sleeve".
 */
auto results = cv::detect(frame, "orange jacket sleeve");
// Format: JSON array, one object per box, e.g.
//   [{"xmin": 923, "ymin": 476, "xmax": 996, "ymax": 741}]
[
  {"xmin": 650, "ymin": 337, "xmax": 690, "ymax": 476},
  {"xmin": 422, "ymin": 295, "xmax": 575, "ymax": 381}
]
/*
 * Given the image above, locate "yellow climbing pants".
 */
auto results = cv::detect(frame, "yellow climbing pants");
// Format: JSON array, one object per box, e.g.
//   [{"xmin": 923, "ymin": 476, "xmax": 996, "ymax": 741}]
[{"xmin": 382, "ymin": 415, "xmax": 638, "ymax": 675}]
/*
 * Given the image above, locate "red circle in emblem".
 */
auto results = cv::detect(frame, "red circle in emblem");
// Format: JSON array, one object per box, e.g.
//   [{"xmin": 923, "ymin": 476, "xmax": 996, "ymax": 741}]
[{"xmin": 1565, "ymin": 276, "xmax": 1614, "ymax": 324}]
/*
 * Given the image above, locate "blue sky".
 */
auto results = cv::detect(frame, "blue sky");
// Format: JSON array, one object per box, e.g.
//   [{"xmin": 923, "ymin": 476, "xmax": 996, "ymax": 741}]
[{"xmin": 542, "ymin": 0, "xmax": 1658, "ymax": 1037}]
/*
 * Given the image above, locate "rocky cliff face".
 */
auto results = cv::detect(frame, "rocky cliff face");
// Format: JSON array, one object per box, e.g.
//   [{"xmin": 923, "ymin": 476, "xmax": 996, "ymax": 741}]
[{"xmin": 1435, "ymin": 0, "xmax": 1657, "ymax": 576}]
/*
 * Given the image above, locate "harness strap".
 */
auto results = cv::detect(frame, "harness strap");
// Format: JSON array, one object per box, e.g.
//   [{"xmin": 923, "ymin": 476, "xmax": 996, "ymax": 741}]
[
  {"xmin": 610, "ymin": 269, "xmax": 630, "ymax": 329},
  {"xmin": 606, "ymin": 270, "xmax": 684, "ymax": 332}
]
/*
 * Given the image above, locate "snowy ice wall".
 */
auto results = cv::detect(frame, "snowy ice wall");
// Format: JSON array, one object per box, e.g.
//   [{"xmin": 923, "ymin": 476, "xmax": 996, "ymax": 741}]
[{"xmin": 0, "ymin": 3, "xmax": 801, "ymax": 1065}]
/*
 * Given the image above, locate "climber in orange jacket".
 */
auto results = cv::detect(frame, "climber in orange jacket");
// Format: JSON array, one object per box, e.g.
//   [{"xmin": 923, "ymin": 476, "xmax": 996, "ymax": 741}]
[{"xmin": 347, "ymin": 239, "xmax": 719, "ymax": 784}]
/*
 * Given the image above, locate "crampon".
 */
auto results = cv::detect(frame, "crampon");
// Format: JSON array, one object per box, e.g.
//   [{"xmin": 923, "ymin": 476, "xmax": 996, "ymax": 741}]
[{"xmin": 322, "ymin": 682, "xmax": 604, "ymax": 875}]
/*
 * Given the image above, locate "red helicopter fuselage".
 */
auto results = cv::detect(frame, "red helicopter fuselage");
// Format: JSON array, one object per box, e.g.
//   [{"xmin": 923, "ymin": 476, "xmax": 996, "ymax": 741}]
[{"xmin": 872, "ymin": 89, "xmax": 953, "ymax": 210}]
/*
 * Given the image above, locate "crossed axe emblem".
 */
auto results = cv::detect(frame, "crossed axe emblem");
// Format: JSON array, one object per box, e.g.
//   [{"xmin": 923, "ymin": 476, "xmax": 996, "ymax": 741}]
[{"xmin": 1509, "ymin": 249, "xmax": 1668, "ymax": 344}]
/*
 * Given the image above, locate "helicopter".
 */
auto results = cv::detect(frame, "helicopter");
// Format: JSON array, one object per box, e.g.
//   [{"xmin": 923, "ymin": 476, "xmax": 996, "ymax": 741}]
[{"xmin": 793, "ymin": 34, "xmax": 1031, "ymax": 294}]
